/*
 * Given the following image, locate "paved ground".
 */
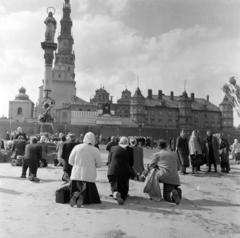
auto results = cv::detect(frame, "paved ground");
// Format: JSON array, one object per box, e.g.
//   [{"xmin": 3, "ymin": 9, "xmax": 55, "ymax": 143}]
[{"xmin": 0, "ymin": 146, "xmax": 240, "ymax": 238}]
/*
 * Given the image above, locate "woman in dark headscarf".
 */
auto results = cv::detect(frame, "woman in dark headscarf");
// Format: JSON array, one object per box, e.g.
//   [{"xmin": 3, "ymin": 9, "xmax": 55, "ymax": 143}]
[
  {"xmin": 68, "ymin": 132, "xmax": 102, "ymax": 208},
  {"xmin": 129, "ymin": 137, "xmax": 144, "ymax": 176}
]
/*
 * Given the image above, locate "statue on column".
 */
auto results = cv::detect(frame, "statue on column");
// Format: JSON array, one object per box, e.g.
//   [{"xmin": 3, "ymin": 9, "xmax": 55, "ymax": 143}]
[{"xmin": 44, "ymin": 9, "xmax": 57, "ymax": 42}]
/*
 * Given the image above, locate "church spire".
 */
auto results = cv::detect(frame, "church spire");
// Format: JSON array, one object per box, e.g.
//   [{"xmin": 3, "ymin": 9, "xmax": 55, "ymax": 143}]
[
  {"xmin": 52, "ymin": 0, "xmax": 75, "ymax": 82},
  {"xmin": 60, "ymin": 0, "xmax": 72, "ymax": 38}
]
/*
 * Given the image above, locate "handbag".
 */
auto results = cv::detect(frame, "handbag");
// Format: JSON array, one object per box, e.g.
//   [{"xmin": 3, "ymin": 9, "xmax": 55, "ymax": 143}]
[
  {"xmin": 55, "ymin": 182, "xmax": 70, "ymax": 204},
  {"xmin": 191, "ymin": 155, "xmax": 203, "ymax": 167}
]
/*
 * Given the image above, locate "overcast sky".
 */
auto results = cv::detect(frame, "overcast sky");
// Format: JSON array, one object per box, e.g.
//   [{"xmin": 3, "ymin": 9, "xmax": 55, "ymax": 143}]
[{"xmin": 0, "ymin": 0, "xmax": 240, "ymax": 125}]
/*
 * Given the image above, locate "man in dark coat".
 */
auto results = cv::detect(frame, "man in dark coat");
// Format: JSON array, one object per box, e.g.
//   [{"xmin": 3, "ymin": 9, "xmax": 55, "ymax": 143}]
[
  {"xmin": 203, "ymin": 131, "xmax": 220, "ymax": 173},
  {"xmin": 21, "ymin": 136, "xmax": 42, "ymax": 181},
  {"xmin": 107, "ymin": 137, "xmax": 134, "ymax": 205},
  {"xmin": 176, "ymin": 129, "xmax": 190, "ymax": 175},
  {"xmin": 106, "ymin": 136, "xmax": 118, "ymax": 157},
  {"xmin": 61, "ymin": 133, "xmax": 79, "ymax": 182}
]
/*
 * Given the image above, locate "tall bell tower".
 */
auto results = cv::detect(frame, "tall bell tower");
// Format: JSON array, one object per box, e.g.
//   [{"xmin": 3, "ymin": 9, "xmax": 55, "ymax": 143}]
[{"xmin": 53, "ymin": 0, "xmax": 75, "ymax": 82}]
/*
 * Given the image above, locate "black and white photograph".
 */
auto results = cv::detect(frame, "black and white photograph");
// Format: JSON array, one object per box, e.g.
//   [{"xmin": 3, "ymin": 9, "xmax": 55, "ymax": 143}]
[{"xmin": 0, "ymin": 0, "xmax": 240, "ymax": 237}]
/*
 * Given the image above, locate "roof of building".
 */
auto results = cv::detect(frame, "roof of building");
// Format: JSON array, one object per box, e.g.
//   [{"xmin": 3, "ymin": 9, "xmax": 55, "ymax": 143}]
[
  {"xmin": 74, "ymin": 96, "xmax": 88, "ymax": 104},
  {"xmin": 145, "ymin": 94, "xmax": 221, "ymax": 112},
  {"xmin": 132, "ymin": 87, "xmax": 145, "ymax": 98},
  {"xmin": 15, "ymin": 87, "xmax": 30, "ymax": 101},
  {"xmin": 219, "ymin": 95, "xmax": 229, "ymax": 105},
  {"xmin": 95, "ymin": 87, "xmax": 108, "ymax": 94},
  {"xmin": 122, "ymin": 88, "xmax": 131, "ymax": 94}
]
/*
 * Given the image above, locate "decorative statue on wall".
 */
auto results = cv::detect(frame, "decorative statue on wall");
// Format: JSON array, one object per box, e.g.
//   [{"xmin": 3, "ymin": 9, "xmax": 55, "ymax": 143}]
[{"xmin": 44, "ymin": 7, "xmax": 57, "ymax": 42}]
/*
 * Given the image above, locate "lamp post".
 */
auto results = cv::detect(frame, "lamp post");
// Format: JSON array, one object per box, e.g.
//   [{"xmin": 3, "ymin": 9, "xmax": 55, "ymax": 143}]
[
  {"xmin": 166, "ymin": 130, "xmax": 168, "ymax": 142},
  {"xmin": 9, "ymin": 121, "xmax": 11, "ymax": 131},
  {"xmin": 88, "ymin": 126, "xmax": 90, "ymax": 132},
  {"xmin": 228, "ymin": 135, "xmax": 230, "ymax": 144},
  {"xmin": 65, "ymin": 125, "xmax": 67, "ymax": 135},
  {"xmin": 139, "ymin": 128, "xmax": 141, "ymax": 136},
  {"xmin": 34, "ymin": 122, "xmax": 37, "ymax": 135},
  {"xmin": 117, "ymin": 128, "xmax": 119, "ymax": 137}
]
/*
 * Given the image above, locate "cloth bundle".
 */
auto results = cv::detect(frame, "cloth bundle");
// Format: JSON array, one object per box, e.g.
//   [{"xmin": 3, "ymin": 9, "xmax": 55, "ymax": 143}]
[
  {"xmin": 143, "ymin": 168, "xmax": 161, "ymax": 202},
  {"xmin": 11, "ymin": 155, "xmax": 24, "ymax": 167}
]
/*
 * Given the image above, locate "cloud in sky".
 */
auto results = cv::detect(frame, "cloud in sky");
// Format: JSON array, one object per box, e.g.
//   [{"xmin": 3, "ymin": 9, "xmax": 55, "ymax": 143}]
[{"xmin": 0, "ymin": 0, "xmax": 240, "ymax": 125}]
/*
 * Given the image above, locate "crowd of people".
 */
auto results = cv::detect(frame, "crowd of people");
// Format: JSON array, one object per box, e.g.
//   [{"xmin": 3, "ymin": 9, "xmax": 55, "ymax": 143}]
[{"xmin": 1, "ymin": 126, "xmax": 239, "ymax": 208}]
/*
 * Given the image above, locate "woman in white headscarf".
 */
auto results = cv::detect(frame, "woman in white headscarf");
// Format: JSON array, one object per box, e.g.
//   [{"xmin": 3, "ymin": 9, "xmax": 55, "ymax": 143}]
[
  {"xmin": 231, "ymin": 139, "xmax": 240, "ymax": 164},
  {"xmin": 68, "ymin": 132, "xmax": 102, "ymax": 208}
]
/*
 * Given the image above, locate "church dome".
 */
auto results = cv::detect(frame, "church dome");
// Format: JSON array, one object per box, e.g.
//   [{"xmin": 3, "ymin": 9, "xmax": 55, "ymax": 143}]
[{"xmin": 15, "ymin": 87, "xmax": 30, "ymax": 100}]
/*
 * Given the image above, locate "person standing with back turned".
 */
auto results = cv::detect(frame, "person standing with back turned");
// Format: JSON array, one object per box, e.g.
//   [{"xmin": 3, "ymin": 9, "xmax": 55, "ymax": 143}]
[{"xmin": 176, "ymin": 129, "xmax": 190, "ymax": 175}]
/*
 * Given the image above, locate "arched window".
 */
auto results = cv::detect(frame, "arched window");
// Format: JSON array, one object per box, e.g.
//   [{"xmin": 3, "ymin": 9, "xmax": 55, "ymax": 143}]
[{"xmin": 17, "ymin": 107, "xmax": 22, "ymax": 115}]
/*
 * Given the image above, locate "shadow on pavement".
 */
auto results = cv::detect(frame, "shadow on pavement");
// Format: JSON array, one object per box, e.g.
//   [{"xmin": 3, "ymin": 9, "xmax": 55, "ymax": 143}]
[{"xmin": 0, "ymin": 187, "xmax": 22, "ymax": 195}]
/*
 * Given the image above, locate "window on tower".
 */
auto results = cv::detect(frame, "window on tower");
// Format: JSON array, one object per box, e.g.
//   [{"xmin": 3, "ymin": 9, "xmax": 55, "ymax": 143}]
[{"xmin": 17, "ymin": 107, "xmax": 22, "ymax": 115}]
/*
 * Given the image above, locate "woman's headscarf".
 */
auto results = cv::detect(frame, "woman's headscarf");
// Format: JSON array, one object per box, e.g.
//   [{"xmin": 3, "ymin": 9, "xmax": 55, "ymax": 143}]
[
  {"xmin": 83, "ymin": 132, "xmax": 95, "ymax": 145},
  {"xmin": 129, "ymin": 138, "xmax": 137, "ymax": 147},
  {"xmin": 40, "ymin": 136, "xmax": 46, "ymax": 143},
  {"xmin": 119, "ymin": 136, "xmax": 129, "ymax": 149}
]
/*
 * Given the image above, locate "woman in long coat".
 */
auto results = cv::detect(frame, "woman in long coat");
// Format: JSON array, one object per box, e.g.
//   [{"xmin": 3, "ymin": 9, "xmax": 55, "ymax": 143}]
[
  {"xmin": 189, "ymin": 130, "xmax": 203, "ymax": 174},
  {"xmin": 68, "ymin": 132, "xmax": 102, "ymax": 208},
  {"xmin": 203, "ymin": 131, "xmax": 220, "ymax": 172},
  {"xmin": 129, "ymin": 137, "xmax": 144, "ymax": 176},
  {"xmin": 107, "ymin": 137, "xmax": 134, "ymax": 205},
  {"xmin": 37, "ymin": 136, "xmax": 49, "ymax": 167}
]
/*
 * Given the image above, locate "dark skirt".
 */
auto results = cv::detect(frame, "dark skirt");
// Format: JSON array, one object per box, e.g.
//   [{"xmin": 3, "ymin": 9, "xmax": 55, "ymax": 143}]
[
  {"xmin": 108, "ymin": 175, "xmax": 130, "ymax": 200},
  {"xmin": 70, "ymin": 180, "xmax": 101, "ymax": 204}
]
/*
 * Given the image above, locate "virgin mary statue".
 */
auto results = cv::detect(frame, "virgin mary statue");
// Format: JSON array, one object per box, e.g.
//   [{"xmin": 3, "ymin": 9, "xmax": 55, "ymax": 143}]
[{"xmin": 44, "ymin": 12, "xmax": 57, "ymax": 42}]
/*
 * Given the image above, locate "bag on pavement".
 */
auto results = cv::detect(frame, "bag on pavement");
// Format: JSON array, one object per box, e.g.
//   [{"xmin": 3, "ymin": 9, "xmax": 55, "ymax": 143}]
[
  {"xmin": 55, "ymin": 182, "xmax": 71, "ymax": 204},
  {"xmin": 143, "ymin": 168, "xmax": 161, "ymax": 202}
]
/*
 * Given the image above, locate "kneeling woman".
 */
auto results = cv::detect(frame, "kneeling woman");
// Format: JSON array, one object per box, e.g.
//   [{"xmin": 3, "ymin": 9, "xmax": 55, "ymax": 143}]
[
  {"xmin": 68, "ymin": 132, "xmax": 102, "ymax": 207},
  {"xmin": 107, "ymin": 137, "xmax": 134, "ymax": 205}
]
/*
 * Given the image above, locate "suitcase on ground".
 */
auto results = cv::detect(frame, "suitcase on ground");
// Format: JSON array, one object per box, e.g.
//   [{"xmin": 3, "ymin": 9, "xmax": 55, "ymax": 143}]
[{"xmin": 55, "ymin": 183, "xmax": 70, "ymax": 204}]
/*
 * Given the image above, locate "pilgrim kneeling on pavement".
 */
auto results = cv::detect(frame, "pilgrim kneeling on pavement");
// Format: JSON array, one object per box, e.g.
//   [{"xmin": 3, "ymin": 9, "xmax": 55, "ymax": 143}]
[{"xmin": 147, "ymin": 140, "xmax": 182, "ymax": 205}]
